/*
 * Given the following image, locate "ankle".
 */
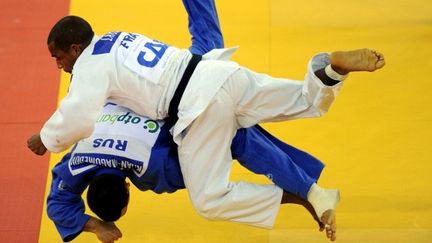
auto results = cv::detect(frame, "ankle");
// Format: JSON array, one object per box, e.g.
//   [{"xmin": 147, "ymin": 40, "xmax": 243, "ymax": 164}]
[
  {"xmin": 330, "ymin": 64, "xmax": 349, "ymax": 75},
  {"xmin": 329, "ymin": 51, "xmax": 349, "ymax": 75},
  {"xmin": 307, "ymin": 183, "xmax": 340, "ymax": 218}
]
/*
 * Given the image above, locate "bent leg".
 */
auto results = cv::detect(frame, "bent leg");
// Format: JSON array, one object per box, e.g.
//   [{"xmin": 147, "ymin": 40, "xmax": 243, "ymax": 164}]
[
  {"xmin": 231, "ymin": 126, "xmax": 339, "ymax": 238},
  {"xmin": 177, "ymin": 89, "xmax": 283, "ymax": 228}
]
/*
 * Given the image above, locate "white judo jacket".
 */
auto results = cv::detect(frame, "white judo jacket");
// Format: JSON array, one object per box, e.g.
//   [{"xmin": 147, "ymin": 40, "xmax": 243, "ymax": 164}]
[{"xmin": 41, "ymin": 32, "xmax": 239, "ymax": 152}]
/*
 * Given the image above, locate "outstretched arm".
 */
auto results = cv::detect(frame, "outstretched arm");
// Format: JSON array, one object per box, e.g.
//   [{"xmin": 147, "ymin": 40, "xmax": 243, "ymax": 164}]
[
  {"xmin": 230, "ymin": 127, "xmax": 326, "ymax": 231},
  {"xmin": 182, "ymin": 0, "xmax": 224, "ymax": 54}
]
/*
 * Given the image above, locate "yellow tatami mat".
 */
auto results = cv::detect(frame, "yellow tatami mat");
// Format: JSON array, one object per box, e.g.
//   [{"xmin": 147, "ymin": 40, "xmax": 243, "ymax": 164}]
[{"xmin": 39, "ymin": 0, "xmax": 432, "ymax": 242}]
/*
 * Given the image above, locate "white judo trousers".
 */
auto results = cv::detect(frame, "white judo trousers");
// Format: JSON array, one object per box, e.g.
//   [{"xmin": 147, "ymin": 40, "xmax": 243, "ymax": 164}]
[{"xmin": 177, "ymin": 53, "xmax": 342, "ymax": 228}]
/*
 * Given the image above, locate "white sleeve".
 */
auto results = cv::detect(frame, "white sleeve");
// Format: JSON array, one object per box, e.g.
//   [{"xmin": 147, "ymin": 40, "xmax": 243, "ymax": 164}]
[{"xmin": 40, "ymin": 74, "xmax": 110, "ymax": 153}]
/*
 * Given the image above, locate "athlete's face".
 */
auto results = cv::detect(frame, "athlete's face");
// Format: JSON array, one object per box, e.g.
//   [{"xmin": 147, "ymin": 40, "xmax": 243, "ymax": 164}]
[{"xmin": 48, "ymin": 42, "xmax": 82, "ymax": 73}]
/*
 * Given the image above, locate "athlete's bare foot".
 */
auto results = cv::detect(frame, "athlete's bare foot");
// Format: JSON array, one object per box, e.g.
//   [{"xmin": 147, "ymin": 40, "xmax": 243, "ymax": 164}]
[
  {"xmin": 321, "ymin": 209, "xmax": 337, "ymax": 241},
  {"xmin": 330, "ymin": 48, "xmax": 385, "ymax": 75},
  {"xmin": 307, "ymin": 184, "xmax": 340, "ymax": 241}
]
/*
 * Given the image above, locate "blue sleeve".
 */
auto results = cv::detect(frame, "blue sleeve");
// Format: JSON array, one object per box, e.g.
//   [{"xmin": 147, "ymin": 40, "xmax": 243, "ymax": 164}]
[
  {"xmin": 47, "ymin": 171, "xmax": 90, "ymax": 242},
  {"xmin": 182, "ymin": 0, "xmax": 224, "ymax": 54}
]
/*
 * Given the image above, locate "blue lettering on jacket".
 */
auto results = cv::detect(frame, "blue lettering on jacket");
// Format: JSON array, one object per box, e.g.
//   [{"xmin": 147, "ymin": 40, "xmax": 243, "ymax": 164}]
[
  {"xmin": 70, "ymin": 153, "xmax": 144, "ymax": 174},
  {"xmin": 120, "ymin": 33, "xmax": 138, "ymax": 49},
  {"xmin": 93, "ymin": 138, "xmax": 128, "ymax": 151},
  {"xmin": 92, "ymin": 32, "xmax": 121, "ymax": 55}
]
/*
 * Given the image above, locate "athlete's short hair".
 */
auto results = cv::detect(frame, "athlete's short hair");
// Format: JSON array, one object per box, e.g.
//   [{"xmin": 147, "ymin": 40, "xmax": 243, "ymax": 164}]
[
  {"xmin": 47, "ymin": 15, "xmax": 94, "ymax": 51},
  {"xmin": 87, "ymin": 174, "xmax": 129, "ymax": 222}
]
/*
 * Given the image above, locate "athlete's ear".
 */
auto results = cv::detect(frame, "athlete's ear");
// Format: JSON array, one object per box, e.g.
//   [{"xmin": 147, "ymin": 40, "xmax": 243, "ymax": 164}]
[{"xmin": 70, "ymin": 44, "xmax": 83, "ymax": 55}]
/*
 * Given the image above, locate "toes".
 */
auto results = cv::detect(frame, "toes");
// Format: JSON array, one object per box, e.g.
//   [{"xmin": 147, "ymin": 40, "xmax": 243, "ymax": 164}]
[
  {"xmin": 325, "ymin": 226, "xmax": 336, "ymax": 241},
  {"xmin": 375, "ymin": 52, "xmax": 386, "ymax": 69},
  {"xmin": 373, "ymin": 51, "xmax": 385, "ymax": 61},
  {"xmin": 321, "ymin": 210, "xmax": 337, "ymax": 241},
  {"xmin": 331, "ymin": 231, "xmax": 337, "ymax": 241},
  {"xmin": 325, "ymin": 225, "xmax": 336, "ymax": 241},
  {"xmin": 376, "ymin": 59, "xmax": 386, "ymax": 69},
  {"xmin": 369, "ymin": 49, "xmax": 385, "ymax": 71},
  {"xmin": 376, "ymin": 51, "xmax": 385, "ymax": 60}
]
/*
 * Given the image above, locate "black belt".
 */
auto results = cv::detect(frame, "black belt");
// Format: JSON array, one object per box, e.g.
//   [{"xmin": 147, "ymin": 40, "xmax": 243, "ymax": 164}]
[{"xmin": 165, "ymin": 54, "xmax": 202, "ymax": 127}]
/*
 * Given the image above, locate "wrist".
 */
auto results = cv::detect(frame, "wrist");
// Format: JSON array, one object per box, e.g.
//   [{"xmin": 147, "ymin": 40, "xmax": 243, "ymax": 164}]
[{"xmin": 83, "ymin": 217, "xmax": 100, "ymax": 233}]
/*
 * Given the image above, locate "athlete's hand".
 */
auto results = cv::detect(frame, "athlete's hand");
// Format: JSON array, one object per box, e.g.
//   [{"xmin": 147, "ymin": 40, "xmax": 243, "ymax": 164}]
[
  {"xmin": 85, "ymin": 217, "xmax": 123, "ymax": 243},
  {"xmin": 27, "ymin": 133, "xmax": 47, "ymax": 155}
]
